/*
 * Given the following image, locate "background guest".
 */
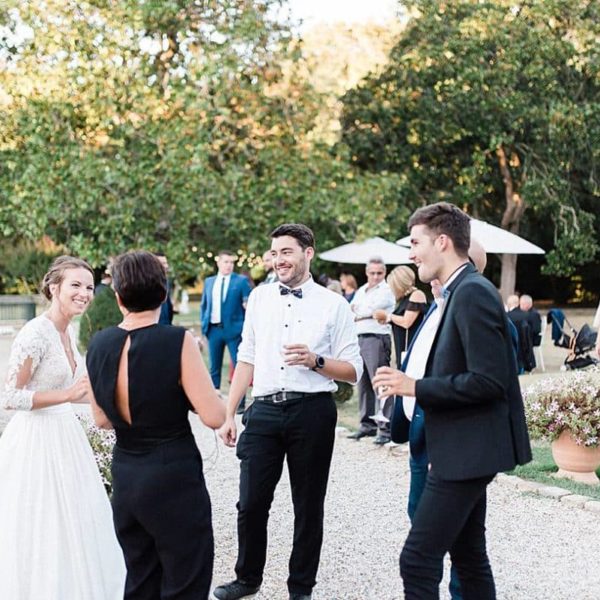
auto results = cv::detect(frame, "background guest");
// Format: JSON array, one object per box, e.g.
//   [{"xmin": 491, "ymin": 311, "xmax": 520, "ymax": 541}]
[
  {"xmin": 340, "ymin": 273, "xmax": 358, "ymax": 303},
  {"xmin": 348, "ymin": 257, "xmax": 395, "ymax": 444},
  {"xmin": 373, "ymin": 266, "xmax": 427, "ymax": 369},
  {"xmin": 154, "ymin": 252, "xmax": 174, "ymax": 325},
  {"xmin": 200, "ymin": 250, "xmax": 252, "ymax": 411}
]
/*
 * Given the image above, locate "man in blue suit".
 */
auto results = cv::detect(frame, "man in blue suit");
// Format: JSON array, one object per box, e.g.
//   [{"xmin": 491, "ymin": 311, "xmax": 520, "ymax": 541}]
[{"xmin": 201, "ymin": 250, "xmax": 252, "ymax": 409}]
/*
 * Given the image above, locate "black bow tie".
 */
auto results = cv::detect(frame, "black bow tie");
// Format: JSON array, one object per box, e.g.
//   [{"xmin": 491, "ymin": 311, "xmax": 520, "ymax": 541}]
[{"xmin": 279, "ymin": 285, "xmax": 303, "ymax": 299}]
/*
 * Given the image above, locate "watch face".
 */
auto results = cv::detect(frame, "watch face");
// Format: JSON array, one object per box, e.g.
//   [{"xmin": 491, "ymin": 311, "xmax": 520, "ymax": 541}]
[{"xmin": 316, "ymin": 355, "xmax": 325, "ymax": 368}]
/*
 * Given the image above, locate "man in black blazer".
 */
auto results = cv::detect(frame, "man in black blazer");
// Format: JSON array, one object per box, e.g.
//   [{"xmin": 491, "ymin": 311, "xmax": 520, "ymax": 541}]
[{"xmin": 374, "ymin": 202, "xmax": 531, "ymax": 599}]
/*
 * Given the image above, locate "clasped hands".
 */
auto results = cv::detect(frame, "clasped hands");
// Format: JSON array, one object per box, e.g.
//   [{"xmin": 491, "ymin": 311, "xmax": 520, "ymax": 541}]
[{"xmin": 372, "ymin": 367, "xmax": 416, "ymax": 398}]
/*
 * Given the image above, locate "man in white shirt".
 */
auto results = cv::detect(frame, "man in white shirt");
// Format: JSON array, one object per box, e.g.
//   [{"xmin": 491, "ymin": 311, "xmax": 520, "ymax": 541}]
[
  {"xmin": 212, "ymin": 224, "xmax": 363, "ymax": 600},
  {"xmin": 348, "ymin": 257, "xmax": 395, "ymax": 444}
]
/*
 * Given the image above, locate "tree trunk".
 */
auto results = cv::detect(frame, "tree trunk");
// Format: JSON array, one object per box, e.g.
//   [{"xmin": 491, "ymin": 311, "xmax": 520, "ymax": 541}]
[
  {"xmin": 500, "ymin": 253, "xmax": 517, "ymax": 301},
  {"xmin": 496, "ymin": 145, "xmax": 527, "ymax": 299}
]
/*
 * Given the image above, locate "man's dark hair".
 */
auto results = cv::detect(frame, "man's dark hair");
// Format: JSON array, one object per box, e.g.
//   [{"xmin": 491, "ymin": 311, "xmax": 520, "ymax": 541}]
[
  {"xmin": 218, "ymin": 249, "xmax": 235, "ymax": 257},
  {"xmin": 270, "ymin": 223, "xmax": 315, "ymax": 251},
  {"xmin": 407, "ymin": 202, "xmax": 471, "ymax": 257},
  {"xmin": 111, "ymin": 250, "xmax": 167, "ymax": 312},
  {"xmin": 153, "ymin": 251, "xmax": 166, "ymax": 258}
]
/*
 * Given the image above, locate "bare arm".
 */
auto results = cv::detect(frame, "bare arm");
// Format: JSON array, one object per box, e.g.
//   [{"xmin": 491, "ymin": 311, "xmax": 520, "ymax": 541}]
[
  {"xmin": 180, "ymin": 331, "xmax": 226, "ymax": 430},
  {"xmin": 87, "ymin": 380, "xmax": 113, "ymax": 429},
  {"xmin": 374, "ymin": 290, "xmax": 427, "ymax": 328},
  {"xmin": 218, "ymin": 361, "xmax": 255, "ymax": 447}
]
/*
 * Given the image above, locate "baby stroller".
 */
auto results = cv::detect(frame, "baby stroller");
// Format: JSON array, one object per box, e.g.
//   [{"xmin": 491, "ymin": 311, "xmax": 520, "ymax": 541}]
[{"xmin": 547, "ymin": 309, "xmax": 598, "ymax": 370}]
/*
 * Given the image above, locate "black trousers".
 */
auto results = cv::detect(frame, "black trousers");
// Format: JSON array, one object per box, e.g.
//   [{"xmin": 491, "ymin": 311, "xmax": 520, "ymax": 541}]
[
  {"xmin": 112, "ymin": 435, "xmax": 214, "ymax": 600},
  {"xmin": 234, "ymin": 392, "xmax": 337, "ymax": 595},
  {"xmin": 400, "ymin": 471, "xmax": 496, "ymax": 600}
]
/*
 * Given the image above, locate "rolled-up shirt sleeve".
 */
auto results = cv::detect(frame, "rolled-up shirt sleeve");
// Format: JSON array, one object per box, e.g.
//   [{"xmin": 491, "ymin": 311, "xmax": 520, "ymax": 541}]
[
  {"xmin": 236, "ymin": 288, "xmax": 257, "ymax": 365},
  {"xmin": 330, "ymin": 301, "xmax": 363, "ymax": 384}
]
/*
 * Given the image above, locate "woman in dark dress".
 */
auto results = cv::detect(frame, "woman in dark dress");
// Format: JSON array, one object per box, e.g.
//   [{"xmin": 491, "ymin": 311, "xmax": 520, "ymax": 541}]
[
  {"xmin": 86, "ymin": 250, "xmax": 226, "ymax": 600},
  {"xmin": 373, "ymin": 266, "xmax": 427, "ymax": 368}
]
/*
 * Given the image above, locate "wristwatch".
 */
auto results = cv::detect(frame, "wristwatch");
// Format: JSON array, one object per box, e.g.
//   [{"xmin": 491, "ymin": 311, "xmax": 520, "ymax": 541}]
[{"xmin": 312, "ymin": 354, "xmax": 325, "ymax": 370}]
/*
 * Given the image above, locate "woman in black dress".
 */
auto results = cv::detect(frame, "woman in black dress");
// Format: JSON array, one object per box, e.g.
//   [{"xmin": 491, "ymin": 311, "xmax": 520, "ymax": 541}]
[
  {"xmin": 373, "ymin": 266, "xmax": 427, "ymax": 368},
  {"xmin": 86, "ymin": 250, "xmax": 225, "ymax": 600}
]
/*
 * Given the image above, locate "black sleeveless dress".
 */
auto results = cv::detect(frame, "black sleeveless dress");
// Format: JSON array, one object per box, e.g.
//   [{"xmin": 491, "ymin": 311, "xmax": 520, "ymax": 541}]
[
  {"xmin": 87, "ymin": 324, "xmax": 213, "ymax": 600},
  {"xmin": 392, "ymin": 295, "xmax": 428, "ymax": 369}
]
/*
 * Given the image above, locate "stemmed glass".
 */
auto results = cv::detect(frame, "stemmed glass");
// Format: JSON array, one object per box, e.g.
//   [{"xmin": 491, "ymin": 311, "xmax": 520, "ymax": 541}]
[{"xmin": 370, "ymin": 386, "xmax": 390, "ymax": 426}]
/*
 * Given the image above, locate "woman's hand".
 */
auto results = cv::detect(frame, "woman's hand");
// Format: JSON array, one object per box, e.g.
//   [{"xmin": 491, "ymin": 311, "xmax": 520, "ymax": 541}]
[
  {"xmin": 64, "ymin": 375, "xmax": 90, "ymax": 403},
  {"xmin": 219, "ymin": 416, "xmax": 238, "ymax": 447},
  {"xmin": 373, "ymin": 309, "xmax": 389, "ymax": 324}
]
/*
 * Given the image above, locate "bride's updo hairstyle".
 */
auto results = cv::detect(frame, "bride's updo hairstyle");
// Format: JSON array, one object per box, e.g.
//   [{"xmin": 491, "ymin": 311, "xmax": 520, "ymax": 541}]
[
  {"xmin": 41, "ymin": 256, "xmax": 94, "ymax": 301},
  {"xmin": 111, "ymin": 250, "xmax": 167, "ymax": 313}
]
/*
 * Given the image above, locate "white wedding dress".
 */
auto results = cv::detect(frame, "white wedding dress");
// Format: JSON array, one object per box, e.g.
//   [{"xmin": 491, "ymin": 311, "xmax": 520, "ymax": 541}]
[{"xmin": 0, "ymin": 315, "xmax": 126, "ymax": 600}]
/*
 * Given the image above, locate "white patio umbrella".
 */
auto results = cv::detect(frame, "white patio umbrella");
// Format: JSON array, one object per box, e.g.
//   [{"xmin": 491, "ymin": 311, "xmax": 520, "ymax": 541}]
[
  {"xmin": 319, "ymin": 236, "xmax": 412, "ymax": 264},
  {"xmin": 396, "ymin": 219, "xmax": 545, "ymax": 254}
]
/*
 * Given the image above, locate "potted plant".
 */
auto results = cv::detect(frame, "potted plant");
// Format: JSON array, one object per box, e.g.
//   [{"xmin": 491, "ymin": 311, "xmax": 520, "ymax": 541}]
[{"xmin": 523, "ymin": 369, "xmax": 600, "ymax": 485}]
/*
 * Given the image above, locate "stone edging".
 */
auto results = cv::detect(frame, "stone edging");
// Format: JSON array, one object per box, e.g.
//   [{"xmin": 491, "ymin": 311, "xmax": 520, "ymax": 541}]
[
  {"xmin": 335, "ymin": 427, "xmax": 600, "ymax": 515},
  {"xmin": 494, "ymin": 473, "xmax": 600, "ymax": 514}
]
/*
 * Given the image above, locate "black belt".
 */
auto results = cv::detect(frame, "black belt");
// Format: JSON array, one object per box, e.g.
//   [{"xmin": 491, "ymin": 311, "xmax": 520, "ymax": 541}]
[
  {"xmin": 254, "ymin": 391, "xmax": 322, "ymax": 404},
  {"xmin": 210, "ymin": 323, "xmax": 223, "ymax": 328},
  {"xmin": 358, "ymin": 333, "xmax": 388, "ymax": 339}
]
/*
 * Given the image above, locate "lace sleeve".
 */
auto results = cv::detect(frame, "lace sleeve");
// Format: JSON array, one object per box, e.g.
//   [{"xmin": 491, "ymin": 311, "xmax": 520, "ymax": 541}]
[{"xmin": 2, "ymin": 324, "xmax": 47, "ymax": 411}]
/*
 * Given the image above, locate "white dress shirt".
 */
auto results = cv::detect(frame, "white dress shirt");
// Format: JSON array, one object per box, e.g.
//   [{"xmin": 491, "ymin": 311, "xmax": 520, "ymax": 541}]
[
  {"xmin": 210, "ymin": 274, "xmax": 230, "ymax": 324},
  {"xmin": 350, "ymin": 281, "xmax": 395, "ymax": 335},
  {"xmin": 403, "ymin": 265, "xmax": 468, "ymax": 420},
  {"xmin": 237, "ymin": 278, "xmax": 364, "ymax": 397}
]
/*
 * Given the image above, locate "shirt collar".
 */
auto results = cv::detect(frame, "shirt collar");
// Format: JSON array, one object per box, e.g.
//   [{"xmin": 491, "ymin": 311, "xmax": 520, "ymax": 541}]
[{"xmin": 440, "ymin": 263, "xmax": 469, "ymax": 296}]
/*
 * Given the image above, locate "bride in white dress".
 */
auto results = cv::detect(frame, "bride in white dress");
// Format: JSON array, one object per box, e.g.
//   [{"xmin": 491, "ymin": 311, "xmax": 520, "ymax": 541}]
[{"xmin": 0, "ymin": 256, "xmax": 125, "ymax": 600}]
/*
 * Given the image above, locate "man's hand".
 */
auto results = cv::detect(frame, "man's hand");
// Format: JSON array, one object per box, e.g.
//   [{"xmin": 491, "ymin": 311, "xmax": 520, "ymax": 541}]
[
  {"xmin": 373, "ymin": 309, "xmax": 389, "ymax": 324},
  {"xmin": 218, "ymin": 416, "xmax": 238, "ymax": 447},
  {"xmin": 372, "ymin": 366, "xmax": 416, "ymax": 397},
  {"xmin": 282, "ymin": 344, "xmax": 317, "ymax": 368}
]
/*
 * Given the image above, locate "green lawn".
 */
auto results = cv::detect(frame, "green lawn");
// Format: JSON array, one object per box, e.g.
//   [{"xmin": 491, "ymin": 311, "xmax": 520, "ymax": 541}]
[{"xmin": 508, "ymin": 443, "xmax": 600, "ymax": 500}]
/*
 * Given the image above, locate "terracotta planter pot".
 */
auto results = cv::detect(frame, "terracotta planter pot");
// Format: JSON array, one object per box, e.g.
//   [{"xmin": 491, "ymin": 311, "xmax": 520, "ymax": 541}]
[{"xmin": 551, "ymin": 430, "xmax": 600, "ymax": 485}]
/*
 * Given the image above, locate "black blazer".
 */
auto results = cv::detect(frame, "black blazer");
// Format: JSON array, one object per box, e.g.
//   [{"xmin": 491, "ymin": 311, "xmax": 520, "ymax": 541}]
[{"xmin": 414, "ymin": 264, "xmax": 532, "ymax": 480}]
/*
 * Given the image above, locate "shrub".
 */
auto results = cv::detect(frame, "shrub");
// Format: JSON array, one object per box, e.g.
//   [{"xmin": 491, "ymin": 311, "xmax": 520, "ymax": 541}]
[
  {"xmin": 76, "ymin": 411, "xmax": 115, "ymax": 495},
  {"xmin": 79, "ymin": 287, "xmax": 122, "ymax": 350},
  {"xmin": 333, "ymin": 381, "xmax": 354, "ymax": 404}
]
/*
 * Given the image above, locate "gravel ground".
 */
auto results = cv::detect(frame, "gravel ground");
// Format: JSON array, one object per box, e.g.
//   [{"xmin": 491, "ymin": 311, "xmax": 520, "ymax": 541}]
[
  {"xmin": 2, "ymin": 330, "xmax": 600, "ymax": 600},
  {"xmin": 195, "ymin": 418, "xmax": 600, "ymax": 600}
]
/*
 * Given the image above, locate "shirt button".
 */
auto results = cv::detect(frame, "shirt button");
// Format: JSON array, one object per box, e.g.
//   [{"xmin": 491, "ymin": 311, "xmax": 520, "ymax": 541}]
[
  {"xmin": 284, "ymin": 324, "xmax": 288, "ymax": 328},
  {"xmin": 280, "ymin": 366, "xmax": 284, "ymax": 370}
]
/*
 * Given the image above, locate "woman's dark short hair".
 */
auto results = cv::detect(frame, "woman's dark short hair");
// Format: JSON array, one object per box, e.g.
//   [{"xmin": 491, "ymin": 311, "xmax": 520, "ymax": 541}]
[
  {"xmin": 407, "ymin": 202, "xmax": 471, "ymax": 257},
  {"xmin": 270, "ymin": 223, "xmax": 315, "ymax": 251},
  {"xmin": 111, "ymin": 251, "xmax": 167, "ymax": 312}
]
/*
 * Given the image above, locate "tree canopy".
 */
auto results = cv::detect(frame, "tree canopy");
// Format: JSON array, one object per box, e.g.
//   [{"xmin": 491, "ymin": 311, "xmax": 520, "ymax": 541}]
[
  {"xmin": 340, "ymin": 0, "xmax": 600, "ymax": 297},
  {"xmin": 0, "ymin": 0, "xmax": 403, "ymax": 283}
]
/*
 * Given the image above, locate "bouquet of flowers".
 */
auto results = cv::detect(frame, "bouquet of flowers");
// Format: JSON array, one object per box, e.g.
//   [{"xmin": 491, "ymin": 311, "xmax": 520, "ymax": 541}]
[
  {"xmin": 76, "ymin": 411, "xmax": 116, "ymax": 494},
  {"xmin": 523, "ymin": 369, "xmax": 600, "ymax": 447}
]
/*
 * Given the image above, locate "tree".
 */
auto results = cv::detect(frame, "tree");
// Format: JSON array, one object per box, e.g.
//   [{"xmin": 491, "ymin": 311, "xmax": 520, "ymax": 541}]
[
  {"xmin": 0, "ymin": 1, "xmax": 405, "ymax": 284},
  {"xmin": 340, "ymin": 0, "xmax": 600, "ymax": 298}
]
